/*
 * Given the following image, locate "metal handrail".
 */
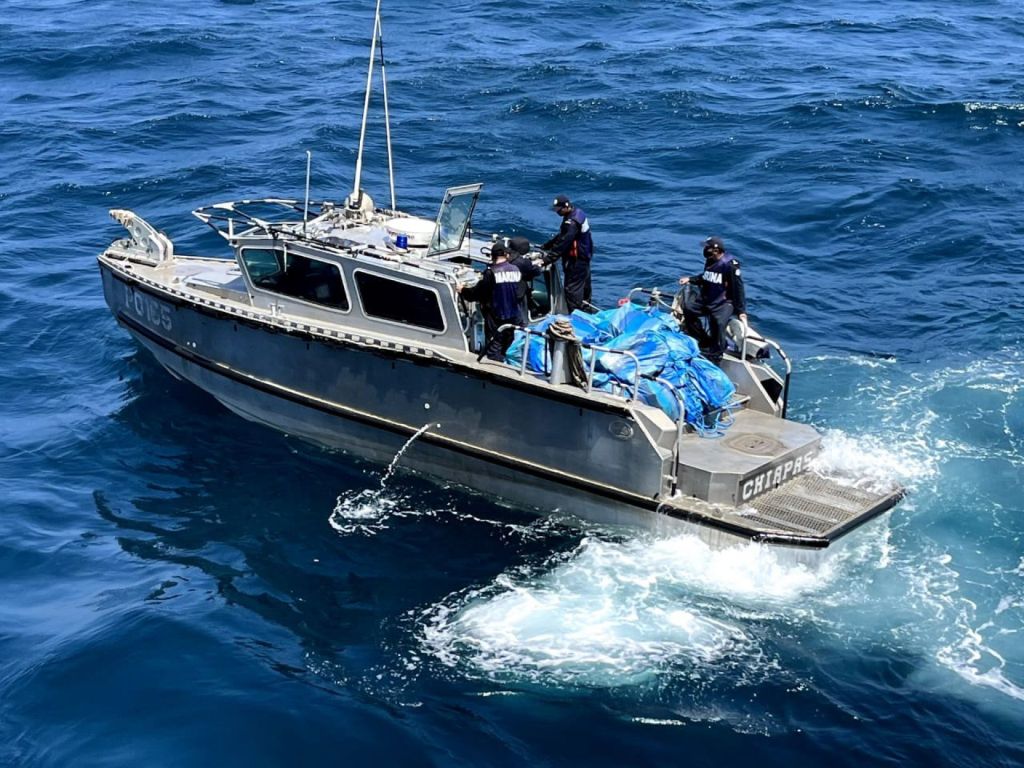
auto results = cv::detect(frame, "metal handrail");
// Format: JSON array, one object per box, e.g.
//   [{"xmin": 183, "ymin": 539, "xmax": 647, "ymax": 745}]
[
  {"xmin": 193, "ymin": 199, "xmax": 327, "ymax": 241},
  {"xmin": 760, "ymin": 337, "xmax": 792, "ymax": 376},
  {"xmin": 585, "ymin": 345, "xmax": 641, "ymax": 401},
  {"xmin": 496, "ymin": 324, "xmax": 642, "ymax": 401},
  {"xmin": 759, "ymin": 336, "xmax": 792, "ymax": 418},
  {"xmin": 653, "ymin": 375, "xmax": 688, "ymax": 493},
  {"xmin": 728, "ymin": 318, "xmax": 793, "ymax": 417},
  {"xmin": 626, "ymin": 286, "xmax": 676, "ymax": 312},
  {"xmin": 501, "ymin": 324, "xmax": 549, "ymax": 377}
]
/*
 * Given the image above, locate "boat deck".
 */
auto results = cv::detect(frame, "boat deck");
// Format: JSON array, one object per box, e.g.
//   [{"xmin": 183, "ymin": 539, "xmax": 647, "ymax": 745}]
[{"xmin": 662, "ymin": 472, "xmax": 903, "ymax": 547}]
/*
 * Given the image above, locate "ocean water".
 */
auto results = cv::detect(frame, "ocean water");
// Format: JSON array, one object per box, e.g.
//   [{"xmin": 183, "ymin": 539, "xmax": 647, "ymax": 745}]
[{"xmin": 1, "ymin": 1, "xmax": 1023, "ymax": 765}]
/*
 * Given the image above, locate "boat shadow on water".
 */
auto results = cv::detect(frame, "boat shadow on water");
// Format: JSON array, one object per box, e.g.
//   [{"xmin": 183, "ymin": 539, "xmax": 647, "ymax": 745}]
[{"xmin": 92, "ymin": 352, "xmax": 590, "ymax": 671}]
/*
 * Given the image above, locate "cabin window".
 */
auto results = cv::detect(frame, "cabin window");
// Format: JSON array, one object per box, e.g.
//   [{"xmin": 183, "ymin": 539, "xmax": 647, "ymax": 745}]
[
  {"xmin": 354, "ymin": 271, "xmax": 445, "ymax": 332},
  {"xmin": 240, "ymin": 248, "xmax": 349, "ymax": 311}
]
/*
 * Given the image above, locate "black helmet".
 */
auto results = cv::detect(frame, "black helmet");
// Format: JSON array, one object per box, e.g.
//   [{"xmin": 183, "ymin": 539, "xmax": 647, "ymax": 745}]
[
  {"xmin": 489, "ymin": 240, "xmax": 509, "ymax": 259},
  {"xmin": 703, "ymin": 236, "xmax": 725, "ymax": 253},
  {"xmin": 508, "ymin": 236, "xmax": 531, "ymax": 256}
]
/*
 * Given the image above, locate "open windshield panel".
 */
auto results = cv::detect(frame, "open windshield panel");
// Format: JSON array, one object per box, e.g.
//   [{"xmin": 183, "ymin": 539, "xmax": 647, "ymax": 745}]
[{"xmin": 427, "ymin": 184, "xmax": 482, "ymax": 257}]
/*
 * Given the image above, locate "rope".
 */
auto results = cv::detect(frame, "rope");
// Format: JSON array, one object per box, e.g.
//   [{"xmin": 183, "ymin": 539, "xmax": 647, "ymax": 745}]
[
  {"xmin": 546, "ymin": 318, "xmax": 589, "ymax": 388},
  {"xmin": 690, "ymin": 393, "xmax": 741, "ymax": 438}
]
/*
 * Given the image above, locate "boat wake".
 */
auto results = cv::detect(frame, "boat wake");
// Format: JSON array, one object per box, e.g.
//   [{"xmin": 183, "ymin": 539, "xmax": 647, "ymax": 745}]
[
  {"xmin": 801, "ymin": 350, "xmax": 1024, "ymax": 704},
  {"xmin": 325, "ymin": 351, "xmax": 1024, "ymax": 717},
  {"xmin": 411, "ymin": 350, "xmax": 1024, "ymax": 715},
  {"xmin": 414, "ymin": 425, "xmax": 931, "ymax": 692},
  {"xmin": 417, "ymin": 530, "xmax": 857, "ymax": 691}
]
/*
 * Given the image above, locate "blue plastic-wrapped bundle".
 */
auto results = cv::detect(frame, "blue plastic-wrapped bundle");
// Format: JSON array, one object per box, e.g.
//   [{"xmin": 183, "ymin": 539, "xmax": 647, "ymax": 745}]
[
  {"xmin": 562, "ymin": 311, "xmax": 609, "ymax": 344},
  {"xmin": 636, "ymin": 377, "xmax": 685, "ymax": 422},
  {"xmin": 504, "ymin": 304, "xmax": 736, "ymax": 429},
  {"xmin": 687, "ymin": 357, "xmax": 736, "ymax": 411},
  {"xmin": 505, "ymin": 316, "xmax": 554, "ymax": 374},
  {"xmin": 594, "ymin": 329, "xmax": 665, "ymax": 381}
]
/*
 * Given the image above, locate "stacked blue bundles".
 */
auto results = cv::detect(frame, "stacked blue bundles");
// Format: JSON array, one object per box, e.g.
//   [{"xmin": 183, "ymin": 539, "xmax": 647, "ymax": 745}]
[{"xmin": 506, "ymin": 304, "xmax": 736, "ymax": 427}]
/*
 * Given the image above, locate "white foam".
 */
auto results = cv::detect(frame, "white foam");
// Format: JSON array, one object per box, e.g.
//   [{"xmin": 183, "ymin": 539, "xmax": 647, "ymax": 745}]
[
  {"xmin": 936, "ymin": 611, "xmax": 1024, "ymax": 703},
  {"xmin": 329, "ymin": 488, "xmax": 404, "ymax": 535},
  {"xmin": 901, "ymin": 547, "xmax": 1024, "ymax": 705},
  {"xmin": 804, "ymin": 353, "xmax": 894, "ymax": 369},
  {"xmin": 813, "ymin": 428, "xmax": 938, "ymax": 491},
  {"xmin": 421, "ymin": 533, "xmax": 844, "ymax": 687},
  {"xmin": 965, "ymin": 101, "xmax": 1024, "ymax": 112},
  {"xmin": 329, "ymin": 484, "xmax": 560, "ymax": 540},
  {"xmin": 630, "ymin": 717, "xmax": 687, "ymax": 726},
  {"xmin": 329, "ymin": 422, "xmax": 441, "ymax": 535}
]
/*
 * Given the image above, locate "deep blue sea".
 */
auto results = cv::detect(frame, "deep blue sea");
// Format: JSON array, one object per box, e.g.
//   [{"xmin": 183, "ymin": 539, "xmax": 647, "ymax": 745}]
[{"xmin": 2, "ymin": 1, "xmax": 1023, "ymax": 765}]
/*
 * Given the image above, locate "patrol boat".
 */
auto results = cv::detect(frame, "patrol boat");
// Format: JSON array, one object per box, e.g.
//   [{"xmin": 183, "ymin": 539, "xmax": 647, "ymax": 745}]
[{"xmin": 96, "ymin": 7, "xmax": 903, "ymax": 551}]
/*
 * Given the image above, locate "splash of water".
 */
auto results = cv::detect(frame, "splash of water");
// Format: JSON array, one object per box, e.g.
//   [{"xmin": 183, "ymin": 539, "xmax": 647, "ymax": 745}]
[
  {"xmin": 329, "ymin": 422, "xmax": 439, "ymax": 534},
  {"xmin": 380, "ymin": 422, "xmax": 438, "ymax": 490},
  {"xmin": 812, "ymin": 428, "xmax": 938, "ymax": 494}
]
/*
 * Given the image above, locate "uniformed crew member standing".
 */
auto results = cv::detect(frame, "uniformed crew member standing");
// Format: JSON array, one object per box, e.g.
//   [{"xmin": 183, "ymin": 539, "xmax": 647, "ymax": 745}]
[
  {"xmin": 457, "ymin": 241, "xmax": 525, "ymax": 361},
  {"xmin": 678, "ymin": 236, "xmax": 747, "ymax": 364},
  {"xmin": 542, "ymin": 194, "xmax": 593, "ymax": 313}
]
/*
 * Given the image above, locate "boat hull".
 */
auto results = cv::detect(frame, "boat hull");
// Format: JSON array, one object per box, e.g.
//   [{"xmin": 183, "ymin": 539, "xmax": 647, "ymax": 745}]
[
  {"xmin": 101, "ymin": 262, "xmax": 900, "ymax": 554},
  {"xmin": 101, "ymin": 265, "xmax": 686, "ymax": 507}
]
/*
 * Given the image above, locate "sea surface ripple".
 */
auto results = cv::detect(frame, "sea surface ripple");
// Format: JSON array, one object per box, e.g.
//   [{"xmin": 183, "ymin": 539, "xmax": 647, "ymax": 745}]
[{"xmin": 1, "ymin": 1, "xmax": 1022, "ymax": 766}]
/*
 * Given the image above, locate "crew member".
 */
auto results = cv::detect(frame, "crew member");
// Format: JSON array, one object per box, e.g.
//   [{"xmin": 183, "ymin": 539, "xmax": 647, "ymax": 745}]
[
  {"xmin": 457, "ymin": 241, "xmax": 524, "ymax": 361},
  {"xmin": 678, "ymin": 236, "xmax": 747, "ymax": 364},
  {"xmin": 542, "ymin": 194, "xmax": 593, "ymax": 313},
  {"xmin": 505, "ymin": 235, "xmax": 543, "ymax": 323}
]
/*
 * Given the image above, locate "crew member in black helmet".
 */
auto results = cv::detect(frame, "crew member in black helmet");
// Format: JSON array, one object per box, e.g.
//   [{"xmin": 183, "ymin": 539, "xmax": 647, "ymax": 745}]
[
  {"xmin": 542, "ymin": 194, "xmax": 593, "ymax": 313},
  {"xmin": 678, "ymin": 236, "xmax": 747, "ymax": 364},
  {"xmin": 457, "ymin": 240, "xmax": 525, "ymax": 362},
  {"xmin": 505, "ymin": 235, "xmax": 543, "ymax": 323}
]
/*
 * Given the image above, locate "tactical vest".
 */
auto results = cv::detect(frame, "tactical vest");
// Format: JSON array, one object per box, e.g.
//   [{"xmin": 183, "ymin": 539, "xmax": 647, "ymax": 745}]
[
  {"xmin": 700, "ymin": 254, "xmax": 736, "ymax": 308},
  {"xmin": 566, "ymin": 207, "xmax": 593, "ymax": 262},
  {"xmin": 491, "ymin": 261, "xmax": 522, "ymax": 320}
]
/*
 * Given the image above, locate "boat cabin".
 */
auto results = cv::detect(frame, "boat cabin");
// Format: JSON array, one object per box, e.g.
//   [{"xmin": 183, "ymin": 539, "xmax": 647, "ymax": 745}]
[{"xmin": 190, "ymin": 183, "xmax": 565, "ymax": 356}]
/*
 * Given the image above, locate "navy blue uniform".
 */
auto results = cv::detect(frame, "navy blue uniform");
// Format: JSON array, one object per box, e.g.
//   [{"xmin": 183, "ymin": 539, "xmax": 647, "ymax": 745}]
[
  {"xmin": 683, "ymin": 253, "xmax": 746, "ymax": 363},
  {"xmin": 461, "ymin": 260, "xmax": 524, "ymax": 361},
  {"xmin": 507, "ymin": 251, "xmax": 543, "ymax": 323},
  {"xmin": 543, "ymin": 206, "xmax": 593, "ymax": 313}
]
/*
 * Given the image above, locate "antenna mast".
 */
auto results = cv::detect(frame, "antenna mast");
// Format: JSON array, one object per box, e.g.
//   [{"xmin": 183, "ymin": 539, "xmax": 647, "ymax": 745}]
[{"xmin": 351, "ymin": 0, "xmax": 397, "ymax": 211}]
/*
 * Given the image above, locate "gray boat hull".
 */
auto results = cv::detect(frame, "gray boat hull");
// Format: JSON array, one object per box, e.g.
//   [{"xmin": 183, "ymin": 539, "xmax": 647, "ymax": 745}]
[
  {"xmin": 101, "ymin": 260, "xmax": 901, "ymax": 553},
  {"xmin": 102, "ymin": 267, "xmax": 680, "ymax": 513}
]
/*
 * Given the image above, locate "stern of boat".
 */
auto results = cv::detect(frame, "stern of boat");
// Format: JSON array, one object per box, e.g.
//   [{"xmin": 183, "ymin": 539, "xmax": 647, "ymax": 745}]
[{"xmin": 664, "ymin": 407, "xmax": 903, "ymax": 548}]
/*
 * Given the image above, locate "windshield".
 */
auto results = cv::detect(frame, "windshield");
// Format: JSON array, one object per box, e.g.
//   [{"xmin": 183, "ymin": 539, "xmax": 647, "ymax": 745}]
[{"xmin": 427, "ymin": 184, "xmax": 482, "ymax": 256}]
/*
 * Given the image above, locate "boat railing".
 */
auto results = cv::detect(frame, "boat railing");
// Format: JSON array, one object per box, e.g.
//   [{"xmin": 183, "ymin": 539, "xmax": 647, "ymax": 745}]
[
  {"xmin": 626, "ymin": 286, "xmax": 678, "ymax": 314},
  {"xmin": 759, "ymin": 333, "xmax": 792, "ymax": 418},
  {"xmin": 496, "ymin": 324, "xmax": 642, "ymax": 402},
  {"xmin": 193, "ymin": 198, "xmax": 314, "ymax": 240},
  {"xmin": 728, "ymin": 316, "xmax": 792, "ymax": 416},
  {"xmin": 652, "ymin": 375, "xmax": 687, "ymax": 493}
]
